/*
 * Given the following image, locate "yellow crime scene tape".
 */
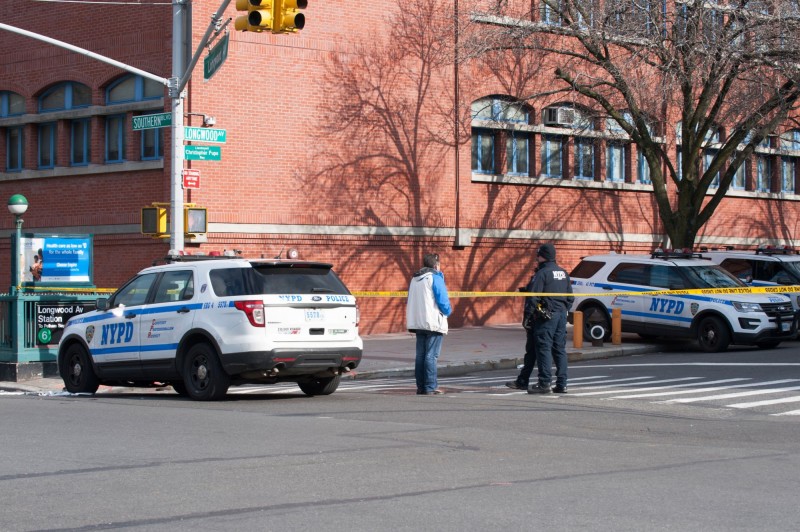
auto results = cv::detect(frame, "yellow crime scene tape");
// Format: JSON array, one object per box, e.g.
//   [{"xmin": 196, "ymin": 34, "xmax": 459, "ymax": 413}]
[
  {"xmin": 24, "ymin": 286, "xmax": 116, "ymax": 294},
  {"xmin": 352, "ymin": 285, "xmax": 800, "ymax": 298}
]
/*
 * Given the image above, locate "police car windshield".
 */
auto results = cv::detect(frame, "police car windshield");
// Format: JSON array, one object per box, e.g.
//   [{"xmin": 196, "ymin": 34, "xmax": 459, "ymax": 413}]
[{"xmin": 682, "ymin": 265, "xmax": 745, "ymax": 289}]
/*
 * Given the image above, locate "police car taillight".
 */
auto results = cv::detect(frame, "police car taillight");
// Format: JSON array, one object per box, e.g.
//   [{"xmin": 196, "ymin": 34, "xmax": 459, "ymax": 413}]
[{"xmin": 234, "ymin": 300, "xmax": 265, "ymax": 327}]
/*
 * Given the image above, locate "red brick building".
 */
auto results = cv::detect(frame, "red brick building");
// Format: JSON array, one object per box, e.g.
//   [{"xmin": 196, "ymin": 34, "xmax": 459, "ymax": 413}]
[{"xmin": 1, "ymin": 0, "xmax": 798, "ymax": 333}]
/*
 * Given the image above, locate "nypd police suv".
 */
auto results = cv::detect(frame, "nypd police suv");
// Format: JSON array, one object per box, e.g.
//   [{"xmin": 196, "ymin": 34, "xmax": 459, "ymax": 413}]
[
  {"xmin": 58, "ymin": 255, "xmax": 362, "ymax": 400},
  {"xmin": 569, "ymin": 250, "xmax": 796, "ymax": 352},
  {"xmin": 703, "ymin": 246, "xmax": 800, "ymax": 317}
]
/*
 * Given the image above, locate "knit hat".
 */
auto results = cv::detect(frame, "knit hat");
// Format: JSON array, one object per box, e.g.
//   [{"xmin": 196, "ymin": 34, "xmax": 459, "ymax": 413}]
[{"xmin": 537, "ymin": 243, "xmax": 556, "ymax": 261}]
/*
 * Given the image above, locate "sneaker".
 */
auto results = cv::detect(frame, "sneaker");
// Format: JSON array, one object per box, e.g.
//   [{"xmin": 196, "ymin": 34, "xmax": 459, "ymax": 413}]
[
  {"xmin": 552, "ymin": 386, "xmax": 568, "ymax": 394},
  {"xmin": 418, "ymin": 389, "xmax": 444, "ymax": 395},
  {"xmin": 527, "ymin": 384, "xmax": 552, "ymax": 394},
  {"xmin": 505, "ymin": 381, "xmax": 526, "ymax": 390}
]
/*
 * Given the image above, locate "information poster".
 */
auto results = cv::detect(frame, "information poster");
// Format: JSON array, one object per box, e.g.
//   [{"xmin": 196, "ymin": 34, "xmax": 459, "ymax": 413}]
[{"xmin": 21, "ymin": 235, "xmax": 93, "ymax": 286}]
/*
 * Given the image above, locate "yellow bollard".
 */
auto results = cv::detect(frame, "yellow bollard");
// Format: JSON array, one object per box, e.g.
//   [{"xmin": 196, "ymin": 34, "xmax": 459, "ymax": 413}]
[
  {"xmin": 572, "ymin": 311, "xmax": 583, "ymax": 349},
  {"xmin": 611, "ymin": 307, "xmax": 622, "ymax": 345}
]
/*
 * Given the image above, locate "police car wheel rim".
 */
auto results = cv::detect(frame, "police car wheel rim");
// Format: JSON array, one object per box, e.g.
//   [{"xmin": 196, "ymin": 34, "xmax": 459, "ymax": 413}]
[
  {"xmin": 190, "ymin": 356, "xmax": 210, "ymax": 390},
  {"xmin": 68, "ymin": 356, "xmax": 83, "ymax": 385}
]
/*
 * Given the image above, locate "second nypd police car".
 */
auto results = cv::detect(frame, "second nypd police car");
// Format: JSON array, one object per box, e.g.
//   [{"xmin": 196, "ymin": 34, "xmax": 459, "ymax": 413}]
[
  {"xmin": 58, "ymin": 256, "xmax": 362, "ymax": 400},
  {"xmin": 569, "ymin": 250, "xmax": 796, "ymax": 352}
]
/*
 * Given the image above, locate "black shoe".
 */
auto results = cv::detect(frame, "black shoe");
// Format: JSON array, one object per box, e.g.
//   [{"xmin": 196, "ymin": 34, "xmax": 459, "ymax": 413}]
[
  {"xmin": 552, "ymin": 386, "xmax": 568, "ymax": 394},
  {"xmin": 505, "ymin": 381, "xmax": 526, "ymax": 390},
  {"xmin": 527, "ymin": 384, "xmax": 552, "ymax": 394}
]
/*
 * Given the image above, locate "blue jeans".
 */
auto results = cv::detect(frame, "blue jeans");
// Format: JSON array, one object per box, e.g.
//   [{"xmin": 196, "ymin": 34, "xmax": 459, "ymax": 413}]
[
  {"xmin": 534, "ymin": 310, "xmax": 568, "ymax": 388},
  {"xmin": 415, "ymin": 331, "xmax": 443, "ymax": 393}
]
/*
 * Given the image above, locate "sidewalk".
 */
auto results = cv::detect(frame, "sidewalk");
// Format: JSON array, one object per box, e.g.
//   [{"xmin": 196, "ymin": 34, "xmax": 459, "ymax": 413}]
[{"xmin": 0, "ymin": 324, "xmax": 658, "ymax": 394}]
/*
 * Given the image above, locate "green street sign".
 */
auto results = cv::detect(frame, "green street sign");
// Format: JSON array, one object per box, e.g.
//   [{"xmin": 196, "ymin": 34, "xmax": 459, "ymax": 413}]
[
  {"xmin": 204, "ymin": 33, "xmax": 229, "ymax": 81},
  {"xmin": 184, "ymin": 126, "xmax": 227, "ymax": 144},
  {"xmin": 132, "ymin": 112, "xmax": 172, "ymax": 131},
  {"xmin": 184, "ymin": 145, "xmax": 221, "ymax": 161}
]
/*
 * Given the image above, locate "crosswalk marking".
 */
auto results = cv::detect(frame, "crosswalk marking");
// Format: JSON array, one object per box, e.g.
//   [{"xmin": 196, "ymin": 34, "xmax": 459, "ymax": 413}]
[
  {"xmin": 574, "ymin": 378, "xmax": 748, "ymax": 398},
  {"xmin": 728, "ymin": 395, "xmax": 800, "ymax": 409},
  {"xmin": 661, "ymin": 381, "xmax": 800, "ymax": 403},
  {"xmin": 571, "ymin": 377, "xmax": 703, "ymax": 396}
]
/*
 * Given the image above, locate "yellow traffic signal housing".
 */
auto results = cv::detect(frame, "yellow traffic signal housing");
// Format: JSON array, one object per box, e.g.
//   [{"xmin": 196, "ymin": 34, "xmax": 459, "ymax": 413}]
[
  {"xmin": 273, "ymin": 0, "xmax": 307, "ymax": 33},
  {"xmin": 141, "ymin": 207, "xmax": 167, "ymax": 236},
  {"xmin": 234, "ymin": 0, "xmax": 272, "ymax": 32},
  {"xmin": 185, "ymin": 207, "xmax": 208, "ymax": 234}
]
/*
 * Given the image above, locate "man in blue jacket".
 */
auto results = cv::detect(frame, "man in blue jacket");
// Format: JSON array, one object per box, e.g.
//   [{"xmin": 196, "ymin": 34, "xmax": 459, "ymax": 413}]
[{"xmin": 406, "ymin": 253, "xmax": 452, "ymax": 395}]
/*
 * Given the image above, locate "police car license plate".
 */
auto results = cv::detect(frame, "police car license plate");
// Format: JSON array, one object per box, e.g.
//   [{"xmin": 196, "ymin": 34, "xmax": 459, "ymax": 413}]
[{"xmin": 305, "ymin": 310, "xmax": 324, "ymax": 322}]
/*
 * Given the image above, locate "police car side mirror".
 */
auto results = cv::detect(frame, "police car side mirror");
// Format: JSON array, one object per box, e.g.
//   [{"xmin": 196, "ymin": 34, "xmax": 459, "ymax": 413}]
[{"xmin": 96, "ymin": 297, "xmax": 110, "ymax": 311}]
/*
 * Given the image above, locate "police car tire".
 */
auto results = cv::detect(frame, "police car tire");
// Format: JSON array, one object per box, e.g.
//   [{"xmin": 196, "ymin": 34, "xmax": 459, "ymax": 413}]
[
  {"xmin": 697, "ymin": 316, "xmax": 731, "ymax": 353},
  {"xmin": 62, "ymin": 343, "xmax": 99, "ymax": 395},
  {"xmin": 182, "ymin": 343, "xmax": 230, "ymax": 401},
  {"xmin": 581, "ymin": 305, "xmax": 611, "ymax": 342},
  {"xmin": 298, "ymin": 374, "xmax": 341, "ymax": 396}
]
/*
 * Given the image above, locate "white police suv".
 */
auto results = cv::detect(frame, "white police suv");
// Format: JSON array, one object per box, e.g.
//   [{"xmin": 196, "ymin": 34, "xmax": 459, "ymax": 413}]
[
  {"xmin": 58, "ymin": 256, "xmax": 362, "ymax": 400},
  {"xmin": 569, "ymin": 250, "xmax": 796, "ymax": 352},
  {"xmin": 703, "ymin": 246, "xmax": 800, "ymax": 315}
]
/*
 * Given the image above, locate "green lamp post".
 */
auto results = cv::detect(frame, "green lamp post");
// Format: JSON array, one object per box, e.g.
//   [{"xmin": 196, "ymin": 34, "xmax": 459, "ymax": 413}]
[{"xmin": 8, "ymin": 194, "xmax": 28, "ymax": 295}]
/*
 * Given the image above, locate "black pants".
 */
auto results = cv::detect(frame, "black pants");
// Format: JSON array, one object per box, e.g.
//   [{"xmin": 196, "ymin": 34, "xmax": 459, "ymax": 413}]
[{"xmin": 514, "ymin": 327, "xmax": 537, "ymax": 387}]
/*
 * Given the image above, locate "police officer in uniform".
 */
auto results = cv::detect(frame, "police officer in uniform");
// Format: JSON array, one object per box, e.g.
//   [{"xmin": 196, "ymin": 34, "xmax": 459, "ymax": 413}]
[{"xmin": 527, "ymin": 243, "xmax": 574, "ymax": 394}]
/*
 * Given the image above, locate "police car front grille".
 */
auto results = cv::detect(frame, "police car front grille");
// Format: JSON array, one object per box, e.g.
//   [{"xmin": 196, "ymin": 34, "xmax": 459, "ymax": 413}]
[{"xmin": 760, "ymin": 302, "xmax": 794, "ymax": 317}]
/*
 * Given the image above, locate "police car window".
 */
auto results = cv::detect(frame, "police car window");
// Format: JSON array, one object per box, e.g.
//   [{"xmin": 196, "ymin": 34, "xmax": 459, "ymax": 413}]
[
  {"xmin": 153, "ymin": 270, "xmax": 193, "ymax": 303},
  {"xmin": 112, "ymin": 273, "xmax": 157, "ymax": 307},
  {"xmin": 779, "ymin": 261, "xmax": 800, "ymax": 282},
  {"xmin": 607, "ymin": 263, "xmax": 648, "ymax": 285},
  {"xmin": 649, "ymin": 265, "xmax": 686, "ymax": 289},
  {"xmin": 720, "ymin": 259, "xmax": 752, "ymax": 281},
  {"xmin": 570, "ymin": 260, "xmax": 604, "ymax": 279},
  {"xmin": 249, "ymin": 265, "xmax": 350, "ymax": 294},
  {"xmin": 209, "ymin": 269, "xmax": 248, "ymax": 297},
  {"xmin": 753, "ymin": 261, "xmax": 778, "ymax": 282},
  {"xmin": 682, "ymin": 266, "xmax": 743, "ymax": 288}
]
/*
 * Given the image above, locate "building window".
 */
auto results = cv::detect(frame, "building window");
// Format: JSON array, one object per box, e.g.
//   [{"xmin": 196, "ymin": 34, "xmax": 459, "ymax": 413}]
[
  {"xmin": 731, "ymin": 159, "xmax": 746, "ymax": 190},
  {"xmin": 574, "ymin": 137, "xmax": 594, "ymax": 179},
  {"xmin": 6, "ymin": 126, "xmax": 23, "ymax": 171},
  {"xmin": 638, "ymin": 151, "xmax": 651, "ymax": 184},
  {"xmin": 471, "ymin": 97, "xmax": 530, "ymax": 175},
  {"xmin": 541, "ymin": 135, "xmax": 563, "ymax": 177},
  {"xmin": 781, "ymin": 158, "xmax": 796, "ymax": 193},
  {"xmin": 106, "ymin": 114, "xmax": 125, "ymax": 163},
  {"xmin": 39, "ymin": 82, "xmax": 91, "ymax": 112},
  {"xmin": 506, "ymin": 131, "xmax": 529, "ymax": 175},
  {"xmin": 705, "ymin": 149, "xmax": 720, "ymax": 188},
  {"xmin": 1, "ymin": 91, "xmax": 25, "ymax": 117},
  {"xmin": 606, "ymin": 142, "xmax": 625, "ymax": 182},
  {"xmin": 38, "ymin": 122, "xmax": 56, "ymax": 169},
  {"xmin": 71, "ymin": 118, "xmax": 91, "ymax": 166},
  {"xmin": 541, "ymin": 0, "xmax": 563, "ymax": 25},
  {"xmin": 472, "ymin": 129, "xmax": 494, "ymax": 174},
  {"xmin": 756, "ymin": 155, "xmax": 772, "ymax": 192},
  {"xmin": 142, "ymin": 128, "xmax": 163, "ymax": 160},
  {"xmin": 107, "ymin": 75, "xmax": 163, "ymax": 104}
]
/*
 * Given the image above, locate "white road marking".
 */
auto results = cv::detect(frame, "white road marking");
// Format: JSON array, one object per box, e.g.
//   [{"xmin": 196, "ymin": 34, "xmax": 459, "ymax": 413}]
[
  {"xmin": 662, "ymin": 382, "xmax": 800, "ymax": 403},
  {"xmin": 573, "ymin": 378, "xmax": 746, "ymax": 397},
  {"xmin": 728, "ymin": 395, "xmax": 800, "ymax": 409}
]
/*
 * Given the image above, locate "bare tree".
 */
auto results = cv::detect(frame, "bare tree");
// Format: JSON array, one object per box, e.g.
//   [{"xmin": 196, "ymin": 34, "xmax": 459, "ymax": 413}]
[{"xmin": 468, "ymin": 0, "xmax": 800, "ymax": 248}]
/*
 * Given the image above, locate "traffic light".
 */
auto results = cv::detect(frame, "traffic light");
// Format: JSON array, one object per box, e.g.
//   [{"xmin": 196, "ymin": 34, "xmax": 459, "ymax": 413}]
[
  {"xmin": 185, "ymin": 207, "xmax": 208, "ymax": 234},
  {"xmin": 141, "ymin": 207, "xmax": 167, "ymax": 236},
  {"xmin": 273, "ymin": 0, "xmax": 307, "ymax": 34},
  {"xmin": 234, "ymin": 0, "xmax": 272, "ymax": 32}
]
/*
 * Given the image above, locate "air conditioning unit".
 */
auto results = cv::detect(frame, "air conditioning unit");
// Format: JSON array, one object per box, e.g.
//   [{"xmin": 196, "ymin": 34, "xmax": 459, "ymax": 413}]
[{"xmin": 543, "ymin": 107, "xmax": 575, "ymax": 127}]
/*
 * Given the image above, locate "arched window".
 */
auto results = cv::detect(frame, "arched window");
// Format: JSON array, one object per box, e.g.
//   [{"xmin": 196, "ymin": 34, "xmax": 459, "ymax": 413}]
[
  {"xmin": 1, "ymin": 91, "xmax": 25, "ymax": 117},
  {"xmin": 542, "ymin": 104, "xmax": 593, "ymax": 179},
  {"xmin": 39, "ymin": 82, "xmax": 91, "ymax": 112},
  {"xmin": 106, "ymin": 75, "xmax": 163, "ymax": 104},
  {"xmin": 471, "ymin": 97, "xmax": 531, "ymax": 176}
]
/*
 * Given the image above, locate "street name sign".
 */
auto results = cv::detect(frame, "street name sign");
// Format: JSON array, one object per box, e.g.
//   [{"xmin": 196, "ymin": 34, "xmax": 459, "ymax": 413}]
[
  {"xmin": 204, "ymin": 33, "xmax": 229, "ymax": 81},
  {"xmin": 132, "ymin": 112, "xmax": 172, "ymax": 130},
  {"xmin": 184, "ymin": 126, "xmax": 227, "ymax": 143},
  {"xmin": 184, "ymin": 145, "xmax": 221, "ymax": 161}
]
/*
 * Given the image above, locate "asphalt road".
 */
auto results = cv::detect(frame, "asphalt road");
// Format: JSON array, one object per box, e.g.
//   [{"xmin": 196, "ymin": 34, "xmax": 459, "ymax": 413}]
[{"xmin": 1, "ymin": 343, "xmax": 799, "ymax": 531}]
